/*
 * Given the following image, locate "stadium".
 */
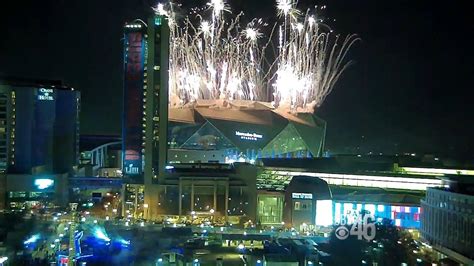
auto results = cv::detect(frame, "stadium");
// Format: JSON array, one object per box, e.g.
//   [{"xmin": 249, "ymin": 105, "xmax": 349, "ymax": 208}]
[{"xmin": 167, "ymin": 100, "xmax": 326, "ymax": 164}]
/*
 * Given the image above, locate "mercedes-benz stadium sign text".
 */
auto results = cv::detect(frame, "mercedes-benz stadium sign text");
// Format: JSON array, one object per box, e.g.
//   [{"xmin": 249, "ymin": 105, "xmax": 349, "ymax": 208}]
[{"xmin": 235, "ymin": 131, "xmax": 263, "ymax": 141}]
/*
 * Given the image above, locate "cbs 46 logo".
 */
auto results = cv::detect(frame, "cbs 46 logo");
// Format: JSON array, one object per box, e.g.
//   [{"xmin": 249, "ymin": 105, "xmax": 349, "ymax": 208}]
[{"xmin": 335, "ymin": 215, "xmax": 375, "ymax": 241}]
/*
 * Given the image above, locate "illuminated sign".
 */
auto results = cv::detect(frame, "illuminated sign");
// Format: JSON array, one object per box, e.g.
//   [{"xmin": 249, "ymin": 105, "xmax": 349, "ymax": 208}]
[
  {"xmin": 37, "ymin": 88, "xmax": 54, "ymax": 101},
  {"xmin": 235, "ymin": 131, "xmax": 263, "ymax": 141},
  {"xmin": 124, "ymin": 163, "xmax": 140, "ymax": 174},
  {"xmin": 123, "ymin": 31, "xmax": 145, "ymax": 176},
  {"xmin": 316, "ymin": 200, "xmax": 333, "ymax": 226},
  {"xmin": 34, "ymin": 179, "xmax": 54, "ymax": 189},
  {"xmin": 292, "ymin": 193, "xmax": 313, "ymax": 200},
  {"xmin": 155, "ymin": 17, "xmax": 162, "ymax": 26}
]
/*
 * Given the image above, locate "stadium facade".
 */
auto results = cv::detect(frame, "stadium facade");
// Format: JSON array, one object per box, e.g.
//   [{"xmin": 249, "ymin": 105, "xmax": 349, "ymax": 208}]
[{"xmin": 168, "ymin": 100, "xmax": 326, "ymax": 164}]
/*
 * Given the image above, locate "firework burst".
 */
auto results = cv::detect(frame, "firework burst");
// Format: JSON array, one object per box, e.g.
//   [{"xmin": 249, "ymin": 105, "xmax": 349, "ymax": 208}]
[{"xmin": 157, "ymin": 0, "xmax": 359, "ymax": 113}]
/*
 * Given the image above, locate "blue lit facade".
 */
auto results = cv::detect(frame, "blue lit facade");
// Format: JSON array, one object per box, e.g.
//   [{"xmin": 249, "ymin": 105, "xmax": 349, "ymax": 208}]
[
  {"xmin": 0, "ymin": 79, "xmax": 79, "ymax": 209},
  {"xmin": 331, "ymin": 201, "xmax": 421, "ymax": 228},
  {"xmin": 122, "ymin": 21, "xmax": 147, "ymax": 181},
  {"xmin": 0, "ymin": 81, "xmax": 80, "ymax": 174}
]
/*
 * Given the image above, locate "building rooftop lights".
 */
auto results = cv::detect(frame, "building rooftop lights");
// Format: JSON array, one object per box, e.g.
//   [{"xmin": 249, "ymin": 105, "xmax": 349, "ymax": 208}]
[{"xmin": 125, "ymin": 24, "xmax": 142, "ymax": 29}]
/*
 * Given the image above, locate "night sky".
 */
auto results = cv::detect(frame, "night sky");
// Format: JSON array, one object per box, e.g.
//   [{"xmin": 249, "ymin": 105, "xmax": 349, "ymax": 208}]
[{"xmin": 1, "ymin": 0, "xmax": 472, "ymax": 160}]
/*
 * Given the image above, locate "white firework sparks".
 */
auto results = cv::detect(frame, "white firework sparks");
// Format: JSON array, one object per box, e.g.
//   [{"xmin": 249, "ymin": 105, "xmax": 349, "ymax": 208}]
[
  {"xmin": 156, "ymin": 1, "xmax": 359, "ymax": 113},
  {"xmin": 244, "ymin": 28, "xmax": 261, "ymax": 41},
  {"xmin": 276, "ymin": 0, "xmax": 292, "ymax": 17},
  {"xmin": 207, "ymin": 0, "xmax": 229, "ymax": 15},
  {"xmin": 272, "ymin": 10, "xmax": 360, "ymax": 112},
  {"xmin": 153, "ymin": 3, "xmax": 168, "ymax": 16}
]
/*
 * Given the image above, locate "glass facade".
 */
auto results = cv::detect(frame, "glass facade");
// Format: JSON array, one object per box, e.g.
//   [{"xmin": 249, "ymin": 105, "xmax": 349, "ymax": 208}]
[
  {"xmin": 257, "ymin": 194, "xmax": 284, "ymax": 225},
  {"xmin": 328, "ymin": 201, "xmax": 421, "ymax": 228},
  {"xmin": 262, "ymin": 123, "xmax": 310, "ymax": 157},
  {"xmin": 228, "ymin": 187, "xmax": 246, "ymax": 216},
  {"xmin": 180, "ymin": 122, "xmax": 235, "ymax": 150},
  {"xmin": 0, "ymin": 84, "xmax": 79, "ymax": 174},
  {"xmin": 159, "ymin": 185, "xmax": 179, "ymax": 215},
  {"xmin": 167, "ymin": 109, "xmax": 326, "ymax": 163},
  {"xmin": 123, "ymin": 184, "xmax": 145, "ymax": 217},
  {"xmin": 193, "ymin": 185, "xmax": 214, "ymax": 212}
]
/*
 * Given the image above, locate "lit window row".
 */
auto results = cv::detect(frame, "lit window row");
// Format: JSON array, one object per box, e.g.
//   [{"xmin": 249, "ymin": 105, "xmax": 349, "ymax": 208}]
[{"xmin": 273, "ymin": 171, "xmax": 444, "ymax": 191}]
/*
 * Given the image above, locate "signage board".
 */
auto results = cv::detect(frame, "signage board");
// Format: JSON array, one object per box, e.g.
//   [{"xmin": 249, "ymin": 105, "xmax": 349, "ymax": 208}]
[{"xmin": 292, "ymin": 193, "xmax": 313, "ymax": 200}]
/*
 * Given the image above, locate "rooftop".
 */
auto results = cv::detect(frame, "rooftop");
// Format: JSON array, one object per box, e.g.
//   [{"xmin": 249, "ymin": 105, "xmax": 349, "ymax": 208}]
[{"xmin": 0, "ymin": 76, "xmax": 74, "ymax": 91}]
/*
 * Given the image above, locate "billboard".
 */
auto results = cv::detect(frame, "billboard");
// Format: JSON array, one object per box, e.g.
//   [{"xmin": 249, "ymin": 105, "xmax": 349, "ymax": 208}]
[{"xmin": 123, "ymin": 30, "xmax": 146, "ymax": 176}]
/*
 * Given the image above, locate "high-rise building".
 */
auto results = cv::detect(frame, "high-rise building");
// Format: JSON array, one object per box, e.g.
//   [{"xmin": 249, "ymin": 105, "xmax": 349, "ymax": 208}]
[
  {"xmin": 122, "ymin": 16, "xmax": 169, "ymax": 185},
  {"xmin": 0, "ymin": 77, "xmax": 80, "ymax": 174},
  {"xmin": 0, "ymin": 77, "xmax": 80, "ymax": 209},
  {"xmin": 122, "ymin": 16, "xmax": 169, "ymax": 219}
]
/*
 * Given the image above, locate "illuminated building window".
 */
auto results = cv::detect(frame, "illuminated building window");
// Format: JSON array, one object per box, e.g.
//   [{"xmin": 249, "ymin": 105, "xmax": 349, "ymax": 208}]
[
  {"xmin": 294, "ymin": 201, "xmax": 311, "ymax": 211},
  {"xmin": 316, "ymin": 200, "xmax": 333, "ymax": 226},
  {"xmin": 258, "ymin": 195, "xmax": 283, "ymax": 224},
  {"xmin": 294, "ymin": 202, "xmax": 300, "ymax": 210},
  {"xmin": 9, "ymin": 191, "xmax": 27, "ymax": 198}
]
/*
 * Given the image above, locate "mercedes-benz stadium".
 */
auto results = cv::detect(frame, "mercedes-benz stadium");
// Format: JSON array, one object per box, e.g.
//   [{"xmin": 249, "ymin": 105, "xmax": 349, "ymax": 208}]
[{"xmin": 167, "ymin": 100, "xmax": 326, "ymax": 163}]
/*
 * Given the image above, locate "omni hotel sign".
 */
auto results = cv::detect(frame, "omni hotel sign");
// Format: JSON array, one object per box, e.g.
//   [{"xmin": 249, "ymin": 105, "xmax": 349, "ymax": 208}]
[
  {"xmin": 37, "ymin": 88, "xmax": 54, "ymax": 101},
  {"xmin": 235, "ymin": 131, "xmax": 263, "ymax": 141}
]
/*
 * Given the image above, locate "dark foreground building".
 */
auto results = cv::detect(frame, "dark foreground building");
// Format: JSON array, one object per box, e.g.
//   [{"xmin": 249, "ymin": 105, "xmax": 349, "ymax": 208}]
[
  {"xmin": 421, "ymin": 176, "xmax": 474, "ymax": 264},
  {"xmin": 0, "ymin": 77, "xmax": 80, "ymax": 209}
]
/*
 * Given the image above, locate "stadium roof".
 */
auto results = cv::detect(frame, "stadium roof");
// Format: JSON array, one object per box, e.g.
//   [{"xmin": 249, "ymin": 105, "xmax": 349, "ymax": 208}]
[
  {"xmin": 169, "ymin": 104, "xmax": 326, "ymax": 157},
  {"xmin": 330, "ymin": 185, "xmax": 424, "ymax": 205}
]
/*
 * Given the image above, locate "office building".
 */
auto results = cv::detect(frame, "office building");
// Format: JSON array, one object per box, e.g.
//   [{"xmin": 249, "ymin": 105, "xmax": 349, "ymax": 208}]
[
  {"xmin": 420, "ymin": 176, "xmax": 474, "ymax": 264},
  {"xmin": 122, "ymin": 16, "xmax": 169, "ymax": 184},
  {"xmin": 0, "ymin": 77, "xmax": 80, "ymax": 209}
]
